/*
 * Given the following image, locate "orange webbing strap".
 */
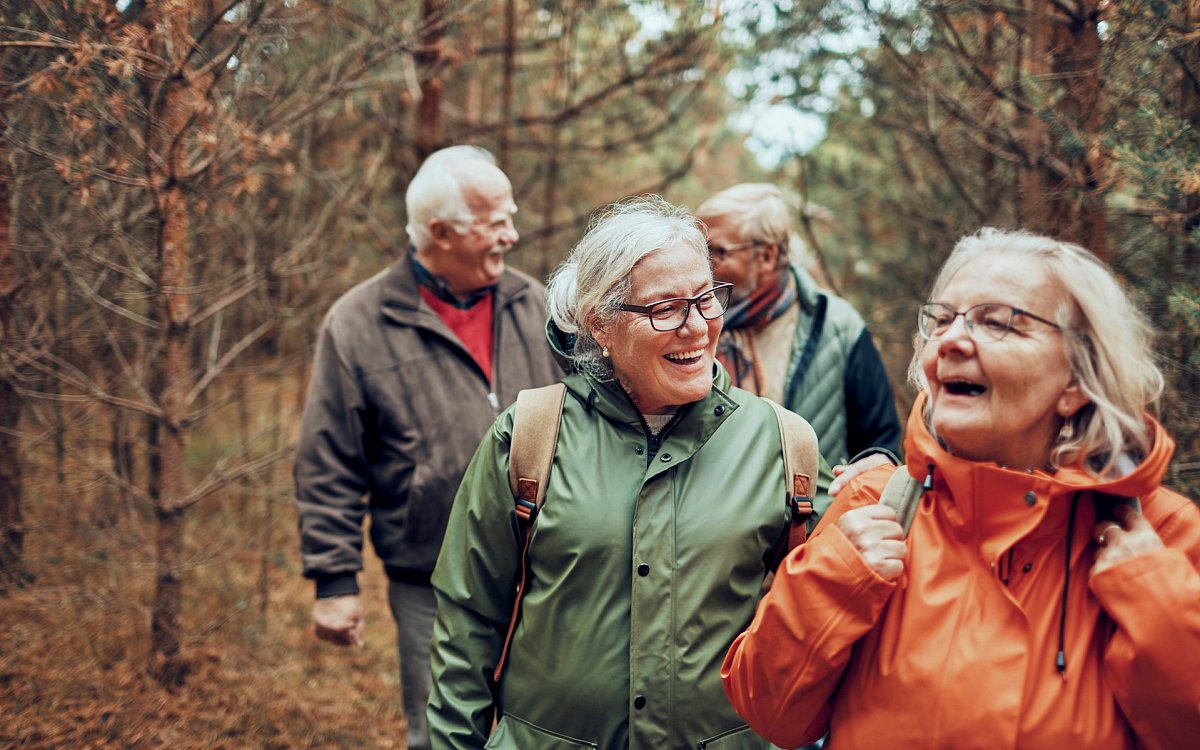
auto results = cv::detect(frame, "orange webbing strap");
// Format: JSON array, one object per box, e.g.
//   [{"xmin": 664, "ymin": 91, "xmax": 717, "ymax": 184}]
[
  {"xmin": 493, "ymin": 382, "xmax": 567, "ymax": 683},
  {"xmin": 762, "ymin": 398, "xmax": 820, "ymax": 552}
]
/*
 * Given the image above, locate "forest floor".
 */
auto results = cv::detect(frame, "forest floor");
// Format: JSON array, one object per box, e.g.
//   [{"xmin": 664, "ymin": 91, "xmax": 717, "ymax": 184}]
[
  {"xmin": 2, "ymin": 531, "xmax": 408, "ymax": 749},
  {"xmin": 1, "ymin": 382, "xmax": 411, "ymax": 749}
]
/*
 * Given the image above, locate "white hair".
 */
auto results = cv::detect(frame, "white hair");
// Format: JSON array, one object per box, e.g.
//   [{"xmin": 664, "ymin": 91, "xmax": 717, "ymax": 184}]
[
  {"xmin": 696, "ymin": 182, "xmax": 793, "ymax": 249},
  {"xmin": 546, "ymin": 196, "xmax": 709, "ymax": 379},
  {"xmin": 404, "ymin": 145, "xmax": 498, "ymax": 250},
  {"xmin": 909, "ymin": 227, "xmax": 1164, "ymax": 475}
]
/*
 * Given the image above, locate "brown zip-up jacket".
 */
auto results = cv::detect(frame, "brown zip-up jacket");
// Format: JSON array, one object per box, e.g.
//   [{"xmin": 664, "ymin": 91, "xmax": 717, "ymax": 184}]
[{"xmin": 294, "ymin": 258, "xmax": 562, "ymax": 597}]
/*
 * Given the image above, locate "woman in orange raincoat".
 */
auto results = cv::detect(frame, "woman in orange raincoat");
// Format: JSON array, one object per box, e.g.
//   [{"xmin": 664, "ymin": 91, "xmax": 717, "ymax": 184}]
[{"xmin": 722, "ymin": 228, "xmax": 1200, "ymax": 749}]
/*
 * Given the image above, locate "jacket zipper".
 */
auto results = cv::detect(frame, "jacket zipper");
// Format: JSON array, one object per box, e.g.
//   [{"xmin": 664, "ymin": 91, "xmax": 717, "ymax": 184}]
[{"xmin": 615, "ymin": 381, "xmax": 687, "ymax": 465}]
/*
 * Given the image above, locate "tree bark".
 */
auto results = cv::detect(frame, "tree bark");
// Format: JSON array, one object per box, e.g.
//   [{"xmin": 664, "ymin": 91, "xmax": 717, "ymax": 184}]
[
  {"xmin": 148, "ymin": 9, "xmax": 197, "ymax": 689},
  {"xmin": 416, "ymin": 0, "xmax": 446, "ymax": 160},
  {"xmin": 1050, "ymin": 0, "xmax": 1107, "ymax": 257},
  {"xmin": 1018, "ymin": 0, "xmax": 1052, "ymax": 233},
  {"xmin": 0, "ymin": 121, "xmax": 28, "ymax": 593},
  {"xmin": 499, "ymin": 0, "xmax": 517, "ymax": 168}
]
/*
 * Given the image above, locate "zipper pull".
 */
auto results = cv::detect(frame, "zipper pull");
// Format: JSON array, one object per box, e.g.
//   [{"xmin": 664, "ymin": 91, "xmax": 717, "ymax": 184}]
[{"xmin": 487, "ymin": 392, "xmax": 499, "ymax": 411}]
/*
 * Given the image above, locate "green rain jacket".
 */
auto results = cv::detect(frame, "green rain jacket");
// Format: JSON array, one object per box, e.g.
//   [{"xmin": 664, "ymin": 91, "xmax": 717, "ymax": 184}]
[{"xmin": 429, "ymin": 360, "xmax": 830, "ymax": 749}]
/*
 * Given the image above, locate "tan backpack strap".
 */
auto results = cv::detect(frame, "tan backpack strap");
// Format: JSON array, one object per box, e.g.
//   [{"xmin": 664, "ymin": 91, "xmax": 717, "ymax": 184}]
[
  {"xmin": 494, "ymin": 382, "xmax": 567, "ymax": 684},
  {"xmin": 763, "ymin": 398, "xmax": 820, "ymax": 550},
  {"xmin": 879, "ymin": 467, "xmax": 924, "ymax": 537},
  {"xmin": 507, "ymin": 383, "xmax": 568, "ymax": 513}
]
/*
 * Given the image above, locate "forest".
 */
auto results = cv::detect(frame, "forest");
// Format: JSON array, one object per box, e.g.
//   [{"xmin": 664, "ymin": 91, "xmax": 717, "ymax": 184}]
[{"xmin": 2, "ymin": 1, "xmax": 1197, "ymax": 747}]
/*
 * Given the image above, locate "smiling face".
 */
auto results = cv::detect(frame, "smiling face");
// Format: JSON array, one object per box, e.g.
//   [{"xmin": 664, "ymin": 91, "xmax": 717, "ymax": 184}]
[
  {"xmin": 920, "ymin": 253, "xmax": 1088, "ymax": 469},
  {"xmin": 592, "ymin": 243, "xmax": 721, "ymax": 415},
  {"xmin": 428, "ymin": 164, "xmax": 519, "ymax": 296}
]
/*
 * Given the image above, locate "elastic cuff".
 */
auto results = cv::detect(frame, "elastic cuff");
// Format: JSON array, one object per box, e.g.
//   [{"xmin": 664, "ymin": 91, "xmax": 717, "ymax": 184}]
[
  {"xmin": 314, "ymin": 574, "xmax": 359, "ymax": 599},
  {"xmin": 847, "ymin": 447, "xmax": 901, "ymax": 466}
]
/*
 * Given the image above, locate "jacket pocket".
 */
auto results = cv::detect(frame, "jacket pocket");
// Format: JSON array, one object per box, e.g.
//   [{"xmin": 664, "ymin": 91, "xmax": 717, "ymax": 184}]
[
  {"xmin": 697, "ymin": 723, "xmax": 768, "ymax": 749},
  {"xmin": 484, "ymin": 713, "xmax": 598, "ymax": 749}
]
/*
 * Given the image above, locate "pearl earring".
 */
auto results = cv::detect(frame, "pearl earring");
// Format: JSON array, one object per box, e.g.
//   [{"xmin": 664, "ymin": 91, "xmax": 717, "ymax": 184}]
[
  {"xmin": 1058, "ymin": 419, "xmax": 1074, "ymax": 443},
  {"xmin": 602, "ymin": 347, "xmax": 610, "ymax": 357}
]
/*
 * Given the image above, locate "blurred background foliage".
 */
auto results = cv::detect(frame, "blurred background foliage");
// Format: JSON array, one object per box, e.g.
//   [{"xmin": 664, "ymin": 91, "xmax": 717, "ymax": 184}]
[{"xmin": 1, "ymin": 0, "xmax": 1196, "ymax": 746}]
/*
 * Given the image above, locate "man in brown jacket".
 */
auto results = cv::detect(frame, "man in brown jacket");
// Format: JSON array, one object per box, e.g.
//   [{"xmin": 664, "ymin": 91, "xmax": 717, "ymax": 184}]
[{"xmin": 293, "ymin": 146, "xmax": 562, "ymax": 750}]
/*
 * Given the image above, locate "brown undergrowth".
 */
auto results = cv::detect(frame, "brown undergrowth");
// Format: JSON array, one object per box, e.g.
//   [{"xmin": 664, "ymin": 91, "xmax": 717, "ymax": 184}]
[{"xmin": 1, "ymin": 382, "xmax": 409, "ymax": 749}]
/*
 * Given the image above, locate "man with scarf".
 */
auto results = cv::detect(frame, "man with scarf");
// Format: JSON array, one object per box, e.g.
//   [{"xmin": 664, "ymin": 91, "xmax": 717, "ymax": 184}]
[{"xmin": 697, "ymin": 183, "xmax": 900, "ymax": 468}]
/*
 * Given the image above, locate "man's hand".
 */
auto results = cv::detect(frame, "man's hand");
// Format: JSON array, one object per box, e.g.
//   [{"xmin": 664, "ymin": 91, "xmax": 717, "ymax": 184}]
[
  {"xmin": 836, "ymin": 504, "xmax": 907, "ymax": 581},
  {"xmin": 1091, "ymin": 503, "xmax": 1164, "ymax": 578},
  {"xmin": 313, "ymin": 594, "xmax": 365, "ymax": 647},
  {"xmin": 829, "ymin": 452, "xmax": 894, "ymax": 496}
]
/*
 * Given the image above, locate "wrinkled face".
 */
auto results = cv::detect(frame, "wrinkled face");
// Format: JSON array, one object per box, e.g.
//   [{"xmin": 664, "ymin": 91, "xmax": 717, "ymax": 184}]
[
  {"xmin": 920, "ymin": 253, "xmax": 1087, "ymax": 469},
  {"xmin": 593, "ymin": 244, "xmax": 722, "ymax": 415},
  {"xmin": 432, "ymin": 165, "xmax": 519, "ymax": 296},
  {"xmin": 701, "ymin": 213, "xmax": 770, "ymax": 303}
]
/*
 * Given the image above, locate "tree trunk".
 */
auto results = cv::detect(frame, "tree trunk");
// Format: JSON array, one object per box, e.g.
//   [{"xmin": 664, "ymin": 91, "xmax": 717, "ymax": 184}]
[
  {"xmin": 1018, "ymin": 0, "xmax": 1052, "ymax": 233},
  {"xmin": 148, "ymin": 12, "xmax": 196, "ymax": 689},
  {"xmin": 1183, "ymin": 0, "xmax": 1200, "ymax": 246},
  {"xmin": 499, "ymin": 0, "xmax": 517, "ymax": 168},
  {"xmin": 1050, "ymin": 0, "xmax": 1106, "ymax": 257},
  {"xmin": 416, "ymin": 0, "xmax": 446, "ymax": 160},
  {"xmin": 0, "ymin": 126, "xmax": 29, "ymax": 593},
  {"xmin": 979, "ymin": 14, "xmax": 1000, "ymax": 222}
]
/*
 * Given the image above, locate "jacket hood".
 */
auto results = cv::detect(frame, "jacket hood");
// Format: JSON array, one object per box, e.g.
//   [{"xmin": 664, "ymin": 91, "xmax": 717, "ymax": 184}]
[
  {"xmin": 545, "ymin": 318, "xmax": 579, "ymax": 374},
  {"xmin": 903, "ymin": 390, "xmax": 1175, "ymax": 561}
]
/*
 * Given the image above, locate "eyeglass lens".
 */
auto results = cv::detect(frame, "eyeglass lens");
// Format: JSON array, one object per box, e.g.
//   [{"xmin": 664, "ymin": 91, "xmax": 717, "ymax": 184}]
[
  {"xmin": 919, "ymin": 303, "xmax": 1016, "ymax": 342},
  {"xmin": 647, "ymin": 286, "xmax": 732, "ymax": 331}
]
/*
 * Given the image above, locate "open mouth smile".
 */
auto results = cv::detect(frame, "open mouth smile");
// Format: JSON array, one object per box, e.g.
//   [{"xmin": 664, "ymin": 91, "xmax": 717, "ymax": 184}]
[
  {"xmin": 943, "ymin": 379, "xmax": 987, "ymax": 396},
  {"xmin": 664, "ymin": 348, "xmax": 705, "ymax": 365}
]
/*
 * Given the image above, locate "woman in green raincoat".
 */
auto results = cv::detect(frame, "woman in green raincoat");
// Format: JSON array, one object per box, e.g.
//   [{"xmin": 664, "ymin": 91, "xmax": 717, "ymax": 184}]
[{"xmin": 428, "ymin": 196, "xmax": 830, "ymax": 749}]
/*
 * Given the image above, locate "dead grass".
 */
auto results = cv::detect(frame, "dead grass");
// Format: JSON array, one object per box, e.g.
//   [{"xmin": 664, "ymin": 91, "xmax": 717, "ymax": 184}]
[{"xmin": 1, "ymin": 378, "xmax": 410, "ymax": 749}]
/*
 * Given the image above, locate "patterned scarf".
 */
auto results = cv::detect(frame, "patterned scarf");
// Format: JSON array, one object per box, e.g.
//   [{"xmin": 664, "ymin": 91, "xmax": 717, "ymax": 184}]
[{"xmin": 716, "ymin": 269, "xmax": 795, "ymax": 394}]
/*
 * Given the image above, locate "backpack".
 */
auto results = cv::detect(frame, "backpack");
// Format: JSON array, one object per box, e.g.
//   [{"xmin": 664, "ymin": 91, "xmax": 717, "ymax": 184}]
[{"xmin": 491, "ymin": 383, "xmax": 820, "ymax": 682}]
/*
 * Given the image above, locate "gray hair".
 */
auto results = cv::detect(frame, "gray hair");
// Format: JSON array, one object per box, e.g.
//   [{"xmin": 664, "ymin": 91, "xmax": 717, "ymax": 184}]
[
  {"xmin": 546, "ymin": 196, "xmax": 709, "ymax": 380},
  {"xmin": 404, "ymin": 145, "xmax": 498, "ymax": 250},
  {"xmin": 696, "ymin": 183, "xmax": 793, "ymax": 251},
  {"xmin": 908, "ymin": 227, "xmax": 1164, "ymax": 475}
]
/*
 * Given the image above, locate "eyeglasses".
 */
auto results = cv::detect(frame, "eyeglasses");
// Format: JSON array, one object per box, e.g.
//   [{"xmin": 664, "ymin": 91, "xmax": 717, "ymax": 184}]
[
  {"xmin": 917, "ymin": 302, "xmax": 1061, "ymax": 342},
  {"xmin": 707, "ymin": 240, "xmax": 761, "ymax": 260},
  {"xmin": 618, "ymin": 283, "xmax": 734, "ymax": 332}
]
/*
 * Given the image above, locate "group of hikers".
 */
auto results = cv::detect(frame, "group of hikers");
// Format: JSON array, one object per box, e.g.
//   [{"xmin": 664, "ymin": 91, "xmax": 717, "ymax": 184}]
[{"xmin": 293, "ymin": 145, "xmax": 1200, "ymax": 749}]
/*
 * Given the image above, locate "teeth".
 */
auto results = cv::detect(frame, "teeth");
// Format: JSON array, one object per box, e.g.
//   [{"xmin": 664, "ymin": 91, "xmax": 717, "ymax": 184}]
[
  {"xmin": 945, "ymin": 380, "xmax": 986, "ymax": 396},
  {"xmin": 665, "ymin": 349, "xmax": 704, "ymax": 361}
]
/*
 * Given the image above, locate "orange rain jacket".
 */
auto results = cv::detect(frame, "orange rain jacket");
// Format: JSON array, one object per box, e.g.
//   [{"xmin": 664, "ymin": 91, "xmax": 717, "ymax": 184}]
[{"xmin": 722, "ymin": 393, "xmax": 1200, "ymax": 749}]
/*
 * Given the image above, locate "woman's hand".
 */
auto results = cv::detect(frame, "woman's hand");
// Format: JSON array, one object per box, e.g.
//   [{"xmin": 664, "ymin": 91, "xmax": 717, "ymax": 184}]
[
  {"xmin": 836, "ymin": 504, "xmax": 907, "ymax": 581},
  {"xmin": 1091, "ymin": 503, "xmax": 1165, "ymax": 577},
  {"xmin": 829, "ymin": 453, "xmax": 895, "ymax": 496}
]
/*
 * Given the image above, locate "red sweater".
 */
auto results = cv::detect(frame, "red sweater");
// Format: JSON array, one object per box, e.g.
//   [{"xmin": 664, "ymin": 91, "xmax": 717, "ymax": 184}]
[{"xmin": 420, "ymin": 287, "xmax": 493, "ymax": 383}]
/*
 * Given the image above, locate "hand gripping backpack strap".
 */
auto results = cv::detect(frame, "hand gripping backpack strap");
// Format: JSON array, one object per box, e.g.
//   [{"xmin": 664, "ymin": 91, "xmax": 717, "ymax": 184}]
[
  {"xmin": 879, "ymin": 467, "xmax": 924, "ymax": 537},
  {"xmin": 493, "ymin": 382, "xmax": 567, "ymax": 683},
  {"xmin": 762, "ymin": 398, "xmax": 820, "ymax": 551}
]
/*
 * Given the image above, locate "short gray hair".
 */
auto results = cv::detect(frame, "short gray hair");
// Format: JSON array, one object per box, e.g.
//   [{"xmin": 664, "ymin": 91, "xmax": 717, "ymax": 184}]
[
  {"xmin": 909, "ymin": 227, "xmax": 1164, "ymax": 475},
  {"xmin": 404, "ymin": 145, "xmax": 498, "ymax": 250},
  {"xmin": 546, "ymin": 196, "xmax": 709, "ymax": 380},
  {"xmin": 696, "ymin": 183, "xmax": 792, "ymax": 249}
]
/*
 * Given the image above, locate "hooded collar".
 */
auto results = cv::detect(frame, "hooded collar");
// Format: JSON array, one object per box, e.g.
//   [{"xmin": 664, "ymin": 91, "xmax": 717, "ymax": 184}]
[
  {"xmin": 903, "ymin": 391, "xmax": 1174, "ymax": 560},
  {"xmin": 548, "ymin": 316, "xmax": 740, "ymax": 459}
]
